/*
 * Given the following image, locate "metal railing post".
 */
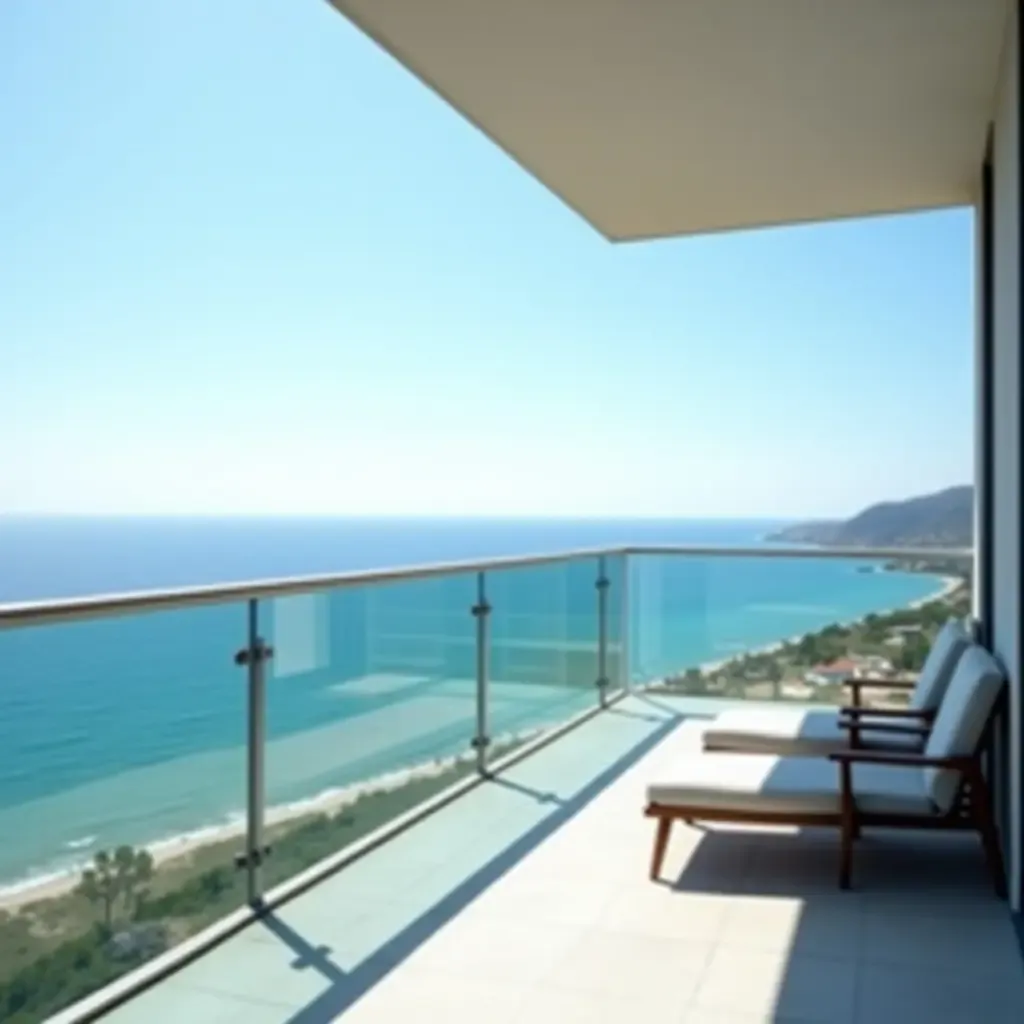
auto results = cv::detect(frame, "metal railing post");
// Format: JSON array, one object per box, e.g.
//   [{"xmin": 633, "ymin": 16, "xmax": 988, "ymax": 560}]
[
  {"xmin": 472, "ymin": 572, "xmax": 491, "ymax": 775},
  {"xmin": 596, "ymin": 556, "xmax": 610, "ymax": 708},
  {"xmin": 235, "ymin": 598, "xmax": 272, "ymax": 905},
  {"xmin": 621, "ymin": 554, "xmax": 632, "ymax": 692}
]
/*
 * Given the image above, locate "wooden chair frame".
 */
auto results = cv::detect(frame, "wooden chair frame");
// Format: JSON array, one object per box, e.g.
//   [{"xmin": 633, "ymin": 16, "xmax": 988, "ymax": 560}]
[{"xmin": 644, "ymin": 697, "xmax": 1007, "ymax": 897}]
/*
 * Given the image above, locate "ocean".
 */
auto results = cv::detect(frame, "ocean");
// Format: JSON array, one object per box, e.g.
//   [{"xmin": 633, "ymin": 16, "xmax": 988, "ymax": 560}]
[{"xmin": 0, "ymin": 517, "xmax": 943, "ymax": 894}]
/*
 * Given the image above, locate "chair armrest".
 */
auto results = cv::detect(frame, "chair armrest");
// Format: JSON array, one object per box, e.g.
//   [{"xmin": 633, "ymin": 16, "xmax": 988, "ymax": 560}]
[
  {"xmin": 838, "ymin": 720, "xmax": 931, "ymax": 738},
  {"xmin": 838, "ymin": 706, "xmax": 934, "ymax": 720},
  {"xmin": 845, "ymin": 677, "xmax": 917, "ymax": 692},
  {"xmin": 829, "ymin": 749, "xmax": 974, "ymax": 770},
  {"xmin": 844, "ymin": 676, "xmax": 916, "ymax": 708}
]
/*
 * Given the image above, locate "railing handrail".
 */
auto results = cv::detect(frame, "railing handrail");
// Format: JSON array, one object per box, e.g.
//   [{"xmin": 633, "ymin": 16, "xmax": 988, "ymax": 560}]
[{"xmin": 0, "ymin": 543, "xmax": 972, "ymax": 630}]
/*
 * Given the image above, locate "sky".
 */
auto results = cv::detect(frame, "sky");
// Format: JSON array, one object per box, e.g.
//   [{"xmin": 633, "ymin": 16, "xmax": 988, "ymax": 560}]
[{"xmin": 0, "ymin": 0, "xmax": 975, "ymax": 520}]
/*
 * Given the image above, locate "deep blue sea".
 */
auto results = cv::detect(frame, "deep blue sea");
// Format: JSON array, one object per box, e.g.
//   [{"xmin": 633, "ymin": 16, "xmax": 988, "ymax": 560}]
[{"xmin": 0, "ymin": 517, "xmax": 941, "ymax": 892}]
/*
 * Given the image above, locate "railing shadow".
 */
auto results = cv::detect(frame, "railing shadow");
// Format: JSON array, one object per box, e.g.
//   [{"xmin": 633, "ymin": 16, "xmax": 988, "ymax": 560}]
[
  {"xmin": 484, "ymin": 774, "xmax": 563, "ymax": 805},
  {"xmin": 245, "ymin": 708, "xmax": 683, "ymax": 1023},
  {"xmin": 630, "ymin": 690, "xmax": 715, "ymax": 719}
]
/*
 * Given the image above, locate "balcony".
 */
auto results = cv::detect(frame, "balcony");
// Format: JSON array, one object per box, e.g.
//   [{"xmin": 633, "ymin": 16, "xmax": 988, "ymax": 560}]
[{"xmin": 1, "ymin": 546, "xmax": 1021, "ymax": 1023}]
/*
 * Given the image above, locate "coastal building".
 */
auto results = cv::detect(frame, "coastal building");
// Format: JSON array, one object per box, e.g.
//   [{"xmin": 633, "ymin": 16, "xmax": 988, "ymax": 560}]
[
  {"xmin": 804, "ymin": 657, "xmax": 861, "ymax": 687},
  {"xmin": 805, "ymin": 655, "xmax": 894, "ymax": 686},
  {"xmin": 857, "ymin": 653, "xmax": 896, "ymax": 676}
]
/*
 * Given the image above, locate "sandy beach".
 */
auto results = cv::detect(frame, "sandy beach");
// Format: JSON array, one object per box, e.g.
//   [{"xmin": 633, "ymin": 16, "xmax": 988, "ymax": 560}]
[
  {"xmin": 0, "ymin": 745, "xmax": 493, "ymax": 914},
  {"xmin": 909, "ymin": 574, "xmax": 963, "ymax": 609}
]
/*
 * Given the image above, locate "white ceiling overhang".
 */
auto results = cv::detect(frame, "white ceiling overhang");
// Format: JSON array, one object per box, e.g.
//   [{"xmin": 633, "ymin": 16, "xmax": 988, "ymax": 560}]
[{"xmin": 329, "ymin": 0, "xmax": 1009, "ymax": 240}]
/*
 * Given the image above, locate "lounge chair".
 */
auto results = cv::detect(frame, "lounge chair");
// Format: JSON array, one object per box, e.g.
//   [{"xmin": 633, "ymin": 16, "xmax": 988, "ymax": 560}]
[
  {"xmin": 644, "ymin": 643, "xmax": 1007, "ymax": 894},
  {"xmin": 701, "ymin": 618, "xmax": 970, "ymax": 756}
]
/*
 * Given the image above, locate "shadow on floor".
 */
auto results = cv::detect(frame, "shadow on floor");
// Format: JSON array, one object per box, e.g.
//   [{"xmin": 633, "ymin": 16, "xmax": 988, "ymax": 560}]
[
  {"xmin": 663, "ymin": 822, "xmax": 1005, "ymax": 900},
  {"xmin": 251, "ymin": 706, "xmax": 685, "ymax": 1023},
  {"xmin": 602, "ymin": 703, "xmax": 671, "ymax": 723},
  {"xmin": 484, "ymin": 774, "xmax": 564, "ymax": 805},
  {"xmin": 661, "ymin": 825, "xmax": 1020, "ymax": 1022}
]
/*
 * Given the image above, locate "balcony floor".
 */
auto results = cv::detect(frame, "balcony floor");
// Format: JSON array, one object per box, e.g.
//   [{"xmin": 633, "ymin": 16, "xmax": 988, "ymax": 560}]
[{"xmin": 104, "ymin": 694, "xmax": 1024, "ymax": 1024}]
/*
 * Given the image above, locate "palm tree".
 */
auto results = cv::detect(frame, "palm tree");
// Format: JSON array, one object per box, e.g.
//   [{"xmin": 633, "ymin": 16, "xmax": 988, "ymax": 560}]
[
  {"xmin": 76, "ymin": 850, "xmax": 119, "ymax": 930},
  {"xmin": 114, "ymin": 845, "xmax": 155, "ymax": 918}
]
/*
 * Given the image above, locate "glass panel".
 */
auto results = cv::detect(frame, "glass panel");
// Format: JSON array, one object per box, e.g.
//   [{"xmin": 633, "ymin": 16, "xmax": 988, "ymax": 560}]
[
  {"xmin": 629, "ymin": 552, "xmax": 973, "ymax": 706},
  {"xmin": 485, "ymin": 557, "xmax": 601, "ymax": 741},
  {"xmin": 262, "ymin": 572, "xmax": 480, "ymax": 890},
  {"xmin": 0, "ymin": 603, "xmax": 248, "ymax": 1022}
]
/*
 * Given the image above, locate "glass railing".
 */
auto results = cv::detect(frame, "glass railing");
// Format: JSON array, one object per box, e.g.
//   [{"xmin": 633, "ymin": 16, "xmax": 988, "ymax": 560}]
[
  {"xmin": 0, "ymin": 543, "xmax": 972, "ymax": 1021},
  {"xmin": 0, "ymin": 602, "xmax": 248, "ymax": 1024},
  {"xmin": 261, "ymin": 570, "xmax": 481, "ymax": 892}
]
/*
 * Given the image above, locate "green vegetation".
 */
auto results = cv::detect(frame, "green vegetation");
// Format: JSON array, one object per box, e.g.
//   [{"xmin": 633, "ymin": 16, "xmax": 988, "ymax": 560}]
[
  {"xmin": 652, "ymin": 580, "xmax": 971, "ymax": 705},
  {"xmin": 0, "ymin": 741, "xmax": 523, "ymax": 1024}
]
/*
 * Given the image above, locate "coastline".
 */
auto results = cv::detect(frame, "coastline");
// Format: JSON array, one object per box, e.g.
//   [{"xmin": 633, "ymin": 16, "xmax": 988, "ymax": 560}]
[
  {"xmin": 908, "ymin": 574, "xmax": 961, "ymax": 609},
  {"xmin": 658, "ymin": 571, "xmax": 964, "ymax": 684},
  {"xmin": 0, "ymin": 736, "xmax": 535, "ymax": 914}
]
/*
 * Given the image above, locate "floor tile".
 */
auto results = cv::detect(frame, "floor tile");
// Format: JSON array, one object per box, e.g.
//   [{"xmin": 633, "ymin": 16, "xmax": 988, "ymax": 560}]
[
  {"xmin": 682, "ymin": 1008, "xmax": 821, "ymax": 1024},
  {"xmin": 858, "ymin": 905, "xmax": 1024, "ymax": 979},
  {"xmin": 855, "ymin": 962, "xmax": 1024, "ymax": 1024},
  {"xmin": 513, "ymin": 985, "xmax": 688, "ymax": 1024},
  {"xmin": 171, "ymin": 932, "xmax": 345, "ymax": 1006},
  {"xmin": 103, "ymin": 984, "xmax": 298, "ymax": 1024},
  {"xmin": 547, "ymin": 929, "xmax": 710, "ymax": 1004},
  {"xmin": 341, "ymin": 974, "xmax": 528, "ymax": 1024},
  {"xmin": 719, "ymin": 894, "xmax": 861, "ymax": 958},
  {"xmin": 403, "ymin": 918, "xmax": 585, "ymax": 985},
  {"xmin": 598, "ymin": 885, "xmax": 727, "ymax": 941},
  {"xmin": 691, "ymin": 947, "xmax": 856, "ymax": 1023}
]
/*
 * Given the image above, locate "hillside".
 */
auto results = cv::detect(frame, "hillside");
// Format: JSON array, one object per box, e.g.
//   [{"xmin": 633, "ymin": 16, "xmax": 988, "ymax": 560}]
[{"xmin": 768, "ymin": 486, "xmax": 973, "ymax": 548}]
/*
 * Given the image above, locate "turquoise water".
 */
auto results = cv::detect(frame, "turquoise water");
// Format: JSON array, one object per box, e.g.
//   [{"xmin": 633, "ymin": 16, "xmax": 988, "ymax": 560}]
[{"xmin": 0, "ymin": 519, "xmax": 943, "ymax": 891}]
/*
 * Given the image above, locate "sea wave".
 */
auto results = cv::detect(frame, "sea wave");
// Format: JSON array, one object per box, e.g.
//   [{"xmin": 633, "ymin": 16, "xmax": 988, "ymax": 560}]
[{"xmin": 65, "ymin": 835, "xmax": 97, "ymax": 851}]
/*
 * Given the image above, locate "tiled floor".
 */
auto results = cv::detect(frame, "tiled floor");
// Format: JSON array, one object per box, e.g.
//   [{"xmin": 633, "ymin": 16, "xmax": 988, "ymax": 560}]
[{"xmin": 103, "ymin": 694, "xmax": 1024, "ymax": 1024}]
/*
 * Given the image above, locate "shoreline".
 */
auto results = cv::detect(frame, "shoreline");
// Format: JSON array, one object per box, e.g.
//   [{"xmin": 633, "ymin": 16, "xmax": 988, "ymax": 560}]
[
  {"xmin": 657, "ymin": 570, "xmax": 965, "ymax": 684},
  {"xmin": 0, "ymin": 732, "xmax": 538, "ymax": 914}
]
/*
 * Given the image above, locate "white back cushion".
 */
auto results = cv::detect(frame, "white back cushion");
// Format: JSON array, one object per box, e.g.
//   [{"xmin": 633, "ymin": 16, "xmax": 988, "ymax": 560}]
[
  {"xmin": 923, "ymin": 644, "xmax": 1006, "ymax": 812},
  {"xmin": 910, "ymin": 618, "xmax": 971, "ymax": 712}
]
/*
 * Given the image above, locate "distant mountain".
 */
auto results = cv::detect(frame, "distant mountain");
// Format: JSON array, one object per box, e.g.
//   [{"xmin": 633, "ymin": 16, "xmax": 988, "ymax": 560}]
[{"xmin": 768, "ymin": 486, "xmax": 973, "ymax": 548}]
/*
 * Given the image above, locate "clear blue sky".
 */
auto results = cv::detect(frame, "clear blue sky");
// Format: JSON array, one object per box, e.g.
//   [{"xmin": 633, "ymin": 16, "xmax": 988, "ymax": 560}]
[{"xmin": 1, "ymin": 0, "xmax": 974, "ymax": 519}]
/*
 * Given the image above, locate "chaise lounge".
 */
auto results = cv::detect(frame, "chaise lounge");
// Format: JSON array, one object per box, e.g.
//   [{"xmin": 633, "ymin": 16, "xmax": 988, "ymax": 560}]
[
  {"xmin": 701, "ymin": 618, "xmax": 970, "ymax": 756},
  {"xmin": 644, "ymin": 642, "xmax": 1007, "ymax": 894}
]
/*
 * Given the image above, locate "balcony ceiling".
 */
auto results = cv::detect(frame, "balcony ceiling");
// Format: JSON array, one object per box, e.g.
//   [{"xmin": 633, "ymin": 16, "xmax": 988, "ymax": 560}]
[{"xmin": 329, "ymin": 0, "xmax": 1008, "ymax": 240}]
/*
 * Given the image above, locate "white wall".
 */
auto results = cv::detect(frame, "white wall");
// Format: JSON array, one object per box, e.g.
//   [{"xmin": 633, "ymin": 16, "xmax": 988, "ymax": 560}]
[{"xmin": 989, "ymin": 0, "xmax": 1022, "ymax": 912}]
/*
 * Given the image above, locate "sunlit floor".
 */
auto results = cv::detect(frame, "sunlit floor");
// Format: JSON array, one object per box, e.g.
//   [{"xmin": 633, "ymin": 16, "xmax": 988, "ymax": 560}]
[{"xmin": 102, "ymin": 694, "xmax": 1024, "ymax": 1024}]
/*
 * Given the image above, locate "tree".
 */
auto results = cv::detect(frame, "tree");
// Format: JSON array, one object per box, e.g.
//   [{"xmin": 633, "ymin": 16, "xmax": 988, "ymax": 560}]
[
  {"xmin": 898, "ymin": 634, "xmax": 931, "ymax": 673},
  {"xmin": 766, "ymin": 659, "xmax": 783, "ymax": 700},
  {"xmin": 76, "ymin": 851, "xmax": 119, "ymax": 931},
  {"xmin": 114, "ymin": 846, "xmax": 154, "ymax": 918}
]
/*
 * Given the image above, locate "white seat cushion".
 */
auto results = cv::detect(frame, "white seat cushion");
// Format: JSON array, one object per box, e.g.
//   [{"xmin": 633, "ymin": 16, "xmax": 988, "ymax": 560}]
[
  {"xmin": 703, "ymin": 707, "xmax": 921, "ymax": 756},
  {"xmin": 647, "ymin": 753, "xmax": 934, "ymax": 817}
]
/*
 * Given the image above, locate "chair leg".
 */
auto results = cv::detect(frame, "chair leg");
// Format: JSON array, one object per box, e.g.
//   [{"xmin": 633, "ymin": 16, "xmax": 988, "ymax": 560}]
[{"xmin": 650, "ymin": 815, "xmax": 673, "ymax": 881}]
